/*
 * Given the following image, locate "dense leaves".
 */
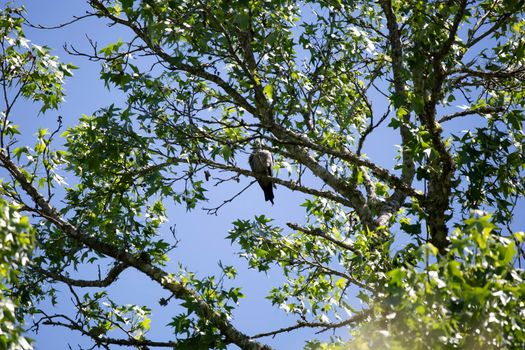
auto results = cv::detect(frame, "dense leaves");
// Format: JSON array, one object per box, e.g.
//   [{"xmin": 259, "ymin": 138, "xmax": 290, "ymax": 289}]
[
  {"xmin": 0, "ymin": 198, "xmax": 33, "ymax": 350},
  {"xmin": 352, "ymin": 216, "xmax": 525, "ymax": 349}
]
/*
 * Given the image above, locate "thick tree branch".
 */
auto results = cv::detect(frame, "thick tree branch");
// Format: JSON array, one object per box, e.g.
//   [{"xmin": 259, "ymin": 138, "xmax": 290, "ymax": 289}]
[
  {"xmin": 376, "ymin": 0, "xmax": 416, "ymax": 228},
  {"xmin": 433, "ymin": 0, "xmax": 467, "ymax": 63},
  {"xmin": 268, "ymin": 130, "xmax": 423, "ymax": 201},
  {"xmin": 421, "ymin": 0, "xmax": 467, "ymax": 254},
  {"xmin": 378, "ymin": 0, "xmax": 406, "ymax": 102}
]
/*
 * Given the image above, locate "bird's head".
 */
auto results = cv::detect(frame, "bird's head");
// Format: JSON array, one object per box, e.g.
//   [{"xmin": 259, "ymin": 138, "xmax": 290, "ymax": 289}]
[{"xmin": 252, "ymin": 139, "xmax": 264, "ymax": 150}]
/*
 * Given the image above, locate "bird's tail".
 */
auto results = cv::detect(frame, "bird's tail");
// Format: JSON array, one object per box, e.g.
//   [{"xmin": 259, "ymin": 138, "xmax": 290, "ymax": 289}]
[{"xmin": 263, "ymin": 187, "xmax": 274, "ymax": 205}]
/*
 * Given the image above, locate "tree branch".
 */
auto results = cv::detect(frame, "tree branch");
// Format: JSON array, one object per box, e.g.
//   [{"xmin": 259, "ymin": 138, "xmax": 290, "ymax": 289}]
[
  {"xmin": 127, "ymin": 156, "xmax": 359, "ymax": 209},
  {"xmin": 32, "ymin": 262, "xmax": 128, "ymax": 288},
  {"xmin": 38, "ymin": 314, "xmax": 179, "ymax": 348},
  {"xmin": 466, "ymin": 1, "xmax": 525, "ymax": 48},
  {"xmin": 0, "ymin": 150, "xmax": 273, "ymax": 350},
  {"xmin": 420, "ymin": 0, "xmax": 468, "ymax": 254},
  {"xmin": 438, "ymin": 105, "xmax": 505, "ymax": 123},
  {"xmin": 376, "ymin": 0, "xmax": 416, "ymax": 228},
  {"xmin": 286, "ymin": 222, "xmax": 357, "ymax": 253},
  {"xmin": 450, "ymin": 67, "xmax": 525, "ymax": 80},
  {"xmin": 250, "ymin": 309, "xmax": 371, "ymax": 339}
]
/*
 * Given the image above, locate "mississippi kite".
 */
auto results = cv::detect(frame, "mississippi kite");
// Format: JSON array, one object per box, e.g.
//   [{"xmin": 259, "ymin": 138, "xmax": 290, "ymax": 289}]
[{"xmin": 249, "ymin": 147, "xmax": 275, "ymax": 204}]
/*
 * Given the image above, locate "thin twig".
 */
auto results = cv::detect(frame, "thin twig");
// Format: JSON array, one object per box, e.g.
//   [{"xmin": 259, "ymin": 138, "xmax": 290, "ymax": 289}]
[
  {"xmin": 203, "ymin": 180, "xmax": 257, "ymax": 215},
  {"xmin": 20, "ymin": 12, "xmax": 97, "ymax": 30}
]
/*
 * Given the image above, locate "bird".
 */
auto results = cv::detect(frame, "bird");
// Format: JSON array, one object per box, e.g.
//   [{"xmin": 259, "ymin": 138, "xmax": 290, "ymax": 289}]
[{"xmin": 249, "ymin": 145, "xmax": 275, "ymax": 204}]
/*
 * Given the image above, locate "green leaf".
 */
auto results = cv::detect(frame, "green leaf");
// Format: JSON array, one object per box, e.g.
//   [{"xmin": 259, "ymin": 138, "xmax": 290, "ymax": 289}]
[
  {"xmin": 387, "ymin": 268, "xmax": 405, "ymax": 287},
  {"xmin": 263, "ymin": 84, "xmax": 273, "ymax": 101},
  {"xmin": 335, "ymin": 278, "xmax": 346, "ymax": 289},
  {"xmin": 447, "ymin": 261, "xmax": 463, "ymax": 280},
  {"xmin": 140, "ymin": 317, "xmax": 151, "ymax": 331},
  {"xmin": 503, "ymin": 241, "xmax": 515, "ymax": 265}
]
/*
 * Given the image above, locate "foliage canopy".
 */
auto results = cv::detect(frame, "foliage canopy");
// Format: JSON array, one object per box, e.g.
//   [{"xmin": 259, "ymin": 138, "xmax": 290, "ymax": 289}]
[{"xmin": 0, "ymin": 1, "xmax": 524, "ymax": 349}]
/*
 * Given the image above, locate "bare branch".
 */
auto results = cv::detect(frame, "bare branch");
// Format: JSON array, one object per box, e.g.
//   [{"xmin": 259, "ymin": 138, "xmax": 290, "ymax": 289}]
[
  {"xmin": 438, "ymin": 106, "xmax": 505, "ymax": 123},
  {"xmin": 450, "ymin": 67, "xmax": 525, "ymax": 80},
  {"xmin": 250, "ymin": 309, "xmax": 371, "ymax": 339},
  {"xmin": 20, "ymin": 12, "xmax": 97, "ymax": 30},
  {"xmin": 32, "ymin": 262, "xmax": 128, "ymax": 288},
  {"xmin": 203, "ymin": 180, "xmax": 256, "ymax": 215}
]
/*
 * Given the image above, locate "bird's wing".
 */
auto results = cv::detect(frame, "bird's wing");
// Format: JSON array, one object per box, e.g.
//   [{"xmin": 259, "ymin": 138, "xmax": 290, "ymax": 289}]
[
  {"xmin": 248, "ymin": 153, "xmax": 255, "ymax": 171},
  {"xmin": 250, "ymin": 150, "xmax": 273, "ymax": 175},
  {"xmin": 265, "ymin": 151, "xmax": 273, "ymax": 176}
]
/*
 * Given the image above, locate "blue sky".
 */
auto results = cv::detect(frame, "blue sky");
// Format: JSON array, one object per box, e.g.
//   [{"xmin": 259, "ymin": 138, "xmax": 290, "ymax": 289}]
[{"xmin": 7, "ymin": 1, "xmax": 525, "ymax": 349}]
